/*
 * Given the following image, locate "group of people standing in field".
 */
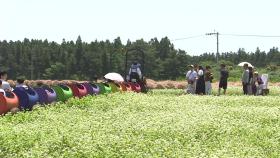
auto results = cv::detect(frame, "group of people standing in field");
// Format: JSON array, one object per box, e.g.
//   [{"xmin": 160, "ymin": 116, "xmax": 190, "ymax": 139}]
[
  {"xmin": 242, "ymin": 63, "xmax": 264, "ymax": 95},
  {"xmin": 186, "ymin": 63, "xmax": 264, "ymax": 95},
  {"xmin": 186, "ymin": 64, "xmax": 228, "ymax": 95}
]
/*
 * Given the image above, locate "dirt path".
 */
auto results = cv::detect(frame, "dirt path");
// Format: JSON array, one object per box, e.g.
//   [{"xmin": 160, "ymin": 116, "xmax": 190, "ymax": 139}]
[{"xmin": 7, "ymin": 79, "xmax": 280, "ymax": 89}]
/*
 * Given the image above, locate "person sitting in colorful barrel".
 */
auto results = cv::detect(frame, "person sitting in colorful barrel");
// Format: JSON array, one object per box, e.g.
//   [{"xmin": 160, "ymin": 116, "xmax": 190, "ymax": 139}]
[
  {"xmin": 16, "ymin": 78, "xmax": 28, "ymax": 89},
  {"xmin": 0, "ymin": 80, "xmax": 6, "ymax": 96},
  {"xmin": 0, "ymin": 71, "xmax": 12, "ymax": 92}
]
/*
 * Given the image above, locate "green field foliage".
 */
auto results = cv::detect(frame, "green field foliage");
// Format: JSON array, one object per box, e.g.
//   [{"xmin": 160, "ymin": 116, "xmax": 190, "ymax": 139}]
[{"xmin": 1, "ymin": 87, "xmax": 280, "ymax": 157}]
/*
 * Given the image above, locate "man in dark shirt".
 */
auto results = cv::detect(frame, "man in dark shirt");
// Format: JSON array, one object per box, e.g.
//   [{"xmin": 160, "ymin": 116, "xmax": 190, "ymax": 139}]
[{"xmin": 218, "ymin": 64, "xmax": 229, "ymax": 95}]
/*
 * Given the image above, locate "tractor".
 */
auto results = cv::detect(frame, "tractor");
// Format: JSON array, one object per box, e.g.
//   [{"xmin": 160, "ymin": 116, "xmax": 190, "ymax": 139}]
[{"xmin": 124, "ymin": 47, "xmax": 148, "ymax": 93}]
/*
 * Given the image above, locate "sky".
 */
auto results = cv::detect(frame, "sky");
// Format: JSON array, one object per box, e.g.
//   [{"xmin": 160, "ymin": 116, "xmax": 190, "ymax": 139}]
[{"xmin": 1, "ymin": 0, "xmax": 280, "ymax": 55}]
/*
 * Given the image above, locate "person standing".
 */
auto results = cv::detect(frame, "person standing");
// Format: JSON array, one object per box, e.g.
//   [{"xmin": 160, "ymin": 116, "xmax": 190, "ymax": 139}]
[
  {"xmin": 218, "ymin": 64, "xmax": 229, "ymax": 95},
  {"xmin": 242, "ymin": 64, "xmax": 250, "ymax": 95},
  {"xmin": 193, "ymin": 64, "xmax": 199, "ymax": 92},
  {"xmin": 204, "ymin": 66, "xmax": 213, "ymax": 95},
  {"xmin": 251, "ymin": 71, "xmax": 257, "ymax": 95},
  {"xmin": 253, "ymin": 72, "xmax": 264, "ymax": 95},
  {"xmin": 195, "ymin": 66, "xmax": 205, "ymax": 95},
  {"xmin": 247, "ymin": 66, "xmax": 254, "ymax": 95},
  {"xmin": 186, "ymin": 65, "xmax": 197, "ymax": 94}
]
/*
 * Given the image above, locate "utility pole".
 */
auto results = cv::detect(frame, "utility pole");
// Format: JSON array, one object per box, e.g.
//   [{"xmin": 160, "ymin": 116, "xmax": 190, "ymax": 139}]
[{"xmin": 206, "ymin": 31, "xmax": 219, "ymax": 63}]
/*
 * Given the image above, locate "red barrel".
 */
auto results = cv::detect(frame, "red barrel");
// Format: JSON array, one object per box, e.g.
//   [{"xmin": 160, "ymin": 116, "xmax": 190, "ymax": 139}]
[
  {"xmin": 68, "ymin": 84, "xmax": 79, "ymax": 98},
  {"xmin": 0, "ymin": 92, "xmax": 19, "ymax": 115},
  {"xmin": 68, "ymin": 83, "xmax": 88, "ymax": 98},
  {"xmin": 76, "ymin": 83, "xmax": 88, "ymax": 97},
  {"xmin": 133, "ymin": 83, "xmax": 141, "ymax": 93},
  {"xmin": 128, "ymin": 82, "xmax": 137, "ymax": 92}
]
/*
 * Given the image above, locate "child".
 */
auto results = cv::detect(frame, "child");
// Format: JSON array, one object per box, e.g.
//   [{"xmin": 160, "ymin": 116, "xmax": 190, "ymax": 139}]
[{"xmin": 253, "ymin": 72, "xmax": 264, "ymax": 95}]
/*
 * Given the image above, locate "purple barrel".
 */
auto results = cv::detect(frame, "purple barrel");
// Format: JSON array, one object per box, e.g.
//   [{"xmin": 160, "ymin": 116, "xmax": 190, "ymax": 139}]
[
  {"xmin": 90, "ymin": 83, "xmax": 100, "ymax": 95},
  {"xmin": 82, "ymin": 83, "xmax": 94, "ymax": 95},
  {"xmin": 34, "ymin": 88, "xmax": 49, "ymax": 104},
  {"xmin": 44, "ymin": 87, "xmax": 57, "ymax": 104}
]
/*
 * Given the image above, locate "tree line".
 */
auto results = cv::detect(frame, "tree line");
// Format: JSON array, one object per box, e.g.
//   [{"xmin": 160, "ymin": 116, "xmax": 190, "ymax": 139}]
[{"xmin": 0, "ymin": 36, "xmax": 279, "ymax": 80}]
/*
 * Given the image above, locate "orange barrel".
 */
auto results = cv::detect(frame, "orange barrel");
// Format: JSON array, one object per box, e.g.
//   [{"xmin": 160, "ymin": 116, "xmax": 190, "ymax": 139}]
[
  {"xmin": 123, "ymin": 82, "xmax": 133, "ymax": 91},
  {"xmin": 115, "ymin": 82, "xmax": 127, "ymax": 92}
]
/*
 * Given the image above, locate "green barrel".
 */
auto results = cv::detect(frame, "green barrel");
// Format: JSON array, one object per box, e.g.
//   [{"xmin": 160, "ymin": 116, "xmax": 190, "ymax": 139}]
[
  {"xmin": 95, "ymin": 83, "xmax": 106, "ymax": 94},
  {"xmin": 52, "ymin": 85, "xmax": 73, "ymax": 102},
  {"xmin": 102, "ymin": 83, "xmax": 112, "ymax": 93},
  {"xmin": 108, "ymin": 83, "xmax": 119, "ymax": 93},
  {"xmin": 61, "ymin": 85, "xmax": 73, "ymax": 100}
]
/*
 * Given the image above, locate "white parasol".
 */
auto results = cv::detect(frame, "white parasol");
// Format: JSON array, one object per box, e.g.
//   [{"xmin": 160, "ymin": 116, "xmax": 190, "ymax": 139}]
[
  {"xmin": 104, "ymin": 72, "xmax": 124, "ymax": 82},
  {"xmin": 238, "ymin": 62, "xmax": 254, "ymax": 68}
]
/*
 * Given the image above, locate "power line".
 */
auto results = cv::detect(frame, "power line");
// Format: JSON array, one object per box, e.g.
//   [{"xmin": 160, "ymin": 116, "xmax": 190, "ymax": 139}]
[
  {"xmin": 172, "ymin": 33, "xmax": 280, "ymax": 42},
  {"xmin": 171, "ymin": 35, "xmax": 204, "ymax": 41},
  {"xmin": 221, "ymin": 33, "xmax": 280, "ymax": 38}
]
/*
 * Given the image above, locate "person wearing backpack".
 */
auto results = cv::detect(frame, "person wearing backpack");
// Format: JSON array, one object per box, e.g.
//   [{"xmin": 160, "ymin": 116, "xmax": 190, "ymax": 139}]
[{"xmin": 129, "ymin": 62, "xmax": 142, "ymax": 83}]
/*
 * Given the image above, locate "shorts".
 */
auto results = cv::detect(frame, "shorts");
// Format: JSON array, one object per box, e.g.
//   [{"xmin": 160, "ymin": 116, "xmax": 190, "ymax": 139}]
[{"xmin": 219, "ymin": 80, "xmax": 227, "ymax": 89}]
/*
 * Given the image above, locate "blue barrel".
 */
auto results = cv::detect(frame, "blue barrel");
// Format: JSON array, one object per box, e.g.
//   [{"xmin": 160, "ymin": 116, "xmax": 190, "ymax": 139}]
[{"xmin": 13, "ymin": 87, "xmax": 39, "ymax": 110}]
